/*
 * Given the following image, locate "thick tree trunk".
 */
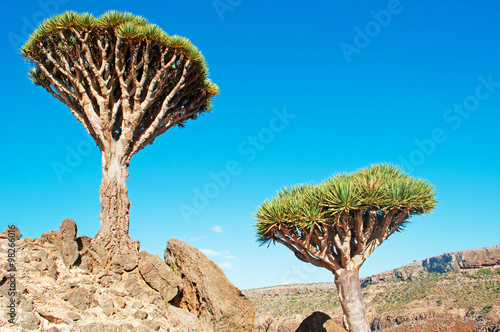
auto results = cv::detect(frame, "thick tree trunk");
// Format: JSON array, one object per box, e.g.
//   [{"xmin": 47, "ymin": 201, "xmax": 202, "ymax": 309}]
[
  {"xmin": 91, "ymin": 152, "xmax": 135, "ymax": 266},
  {"xmin": 335, "ymin": 270, "xmax": 370, "ymax": 332}
]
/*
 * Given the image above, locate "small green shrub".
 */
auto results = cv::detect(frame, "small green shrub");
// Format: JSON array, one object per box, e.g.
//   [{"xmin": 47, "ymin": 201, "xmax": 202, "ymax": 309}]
[{"xmin": 477, "ymin": 268, "xmax": 492, "ymax": 276}]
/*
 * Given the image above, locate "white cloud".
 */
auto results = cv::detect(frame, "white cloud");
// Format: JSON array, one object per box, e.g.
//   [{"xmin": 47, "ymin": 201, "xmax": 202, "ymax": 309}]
[
  {"xmin": 211, "ymin": 226, "xmax": 222, "ymax": 233},
  {"xmin": 218, "ymin": 262, "xmax": 233, "ymax": 269},
  {"xmin": 222, "ymin": 251, "xmax": 237, "ymax": 259},
  {"xmin": 200, "ymin": 249, "xmax": 220, "ymax": 257}
]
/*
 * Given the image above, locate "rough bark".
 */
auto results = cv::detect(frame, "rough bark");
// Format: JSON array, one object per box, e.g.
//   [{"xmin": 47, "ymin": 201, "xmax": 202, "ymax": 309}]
[
  {"xmin": 335, "ymin": 270, "xmax": 370, "ymax": 332},
  {"xmin": 91, "ymin": 151, "xmax": 135, "ymax": 266}
]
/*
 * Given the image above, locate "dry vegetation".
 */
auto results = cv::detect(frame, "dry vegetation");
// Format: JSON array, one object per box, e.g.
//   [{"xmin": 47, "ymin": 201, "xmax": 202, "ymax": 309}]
[{"xmin": 247, "ymin": 266, "xmax": 500, "ymax": 331}]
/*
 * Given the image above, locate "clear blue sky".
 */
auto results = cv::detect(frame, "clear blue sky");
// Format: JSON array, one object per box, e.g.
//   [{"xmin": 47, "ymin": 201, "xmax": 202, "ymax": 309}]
[{"xmin": 1, "ymin": 0, "xmax": 499, "ymax": 290}]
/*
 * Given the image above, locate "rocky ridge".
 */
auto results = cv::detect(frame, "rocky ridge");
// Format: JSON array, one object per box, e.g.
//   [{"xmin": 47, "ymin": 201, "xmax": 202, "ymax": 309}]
[
  {"xmin": 246, "ymin": 244, "xmax": 500, "ymax": 298},
  {"xmin": 361, "ymin": 244, "xmax": 500, "ymax": 287},
  {"xmin": 0, "ymin": 219, "xmax": 255, "ymax": 331},
  {"xmin": 246, "ymin": 245, "xmax": 500, "ymax": 331}
]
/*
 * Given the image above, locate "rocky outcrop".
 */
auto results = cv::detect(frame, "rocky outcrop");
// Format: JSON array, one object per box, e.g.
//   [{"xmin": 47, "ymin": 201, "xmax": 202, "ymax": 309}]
[
  {"xmin": 454, "ymin": 245, "xmax": 500, "ymax": 269},
  {"xmin": 0, "ymin": 220, "xmax": 252, "ymax": 331},
  {"xmin": 165, "ymin": 238, "xmax": 256, "ymax": 332},
  {"xmin": 137, "ymin": 251, "xmax": 181, "ymax": 302},
  {"xmin": 245, "ymin": 283, "xmax": 337, "ymax": 297},
  {"xmin": 361, "ymin": 245, "xmax": 500, "ymax": 287},
  {"xmin": 39, "ymin": 218, "xmax": 81, "ymax": 268},
  {"xmin": 59, "ymin": 218, "xmax": 80, "ymax": 268},
  {"xmin": 0, "ymin": 225, "xmax": 22, "ymax": 240},
  {"xmin": 246, "ymin": 244, "xmax": 500, "ymax": 297},
  {"xmin": 295, "ymin": 311, "xmax": 347, "ymax": 332}
]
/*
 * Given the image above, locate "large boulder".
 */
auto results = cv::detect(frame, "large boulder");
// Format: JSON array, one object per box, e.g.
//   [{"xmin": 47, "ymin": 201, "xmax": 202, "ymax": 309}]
[
  {"xmin": 137, "ymin": 251, "xmax": 181, "ymax": 302},
  {"xmin": 295, "ymin": 312, "xmax": 347, "ymax": 332},
  {"xmin": 165, "ymin": 238, "xmax": 255, "ymax": 332},
  {"xmin": 0, "ymin": 225, "xmax": 22, "ymax": 240},
  {"xmin": 59, "ymin": 218, "xmax": 80, "ymax": 268},
  {"xmin": 423, "ymin": 253, "xmax": 458, "ymax": 273},
  {"xmin": 456, "ymin": 245, "xmax": 500, "ymax": 269},
  {"xmin": 41, "ymin": 218, "xmax": 81, "ymax": 268},
  {"xmin": 66, "ymin": 287, "xmax": 97, "ymax": 311}
]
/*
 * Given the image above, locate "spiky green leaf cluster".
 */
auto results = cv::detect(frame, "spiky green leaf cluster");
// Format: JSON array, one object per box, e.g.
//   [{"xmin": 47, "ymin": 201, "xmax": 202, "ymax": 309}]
[
  {"xmin": 20, "ymin": 10, "xmax": 218, "ymax": 103},
  {"xmin": 254, "ymin": 164, "xmax": 437, "ymax": 245}
]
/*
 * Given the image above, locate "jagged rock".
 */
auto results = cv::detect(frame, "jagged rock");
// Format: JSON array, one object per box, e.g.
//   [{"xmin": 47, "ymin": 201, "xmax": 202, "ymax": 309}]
[
  {"xmin": 132, "ymin": 301, "xmax": 143, "ymax": 309},
  {"xmin": 66, "ymin": 311, "xmax": 82, "ymax": 321},
  {"xmin": 138, "ymin": 251, "xmax": 180, "ymax": 302},
  {"xmin": 34, "ymin": 250, "xmax": 48, "ymax": 261},
  {"xmin": 295, "ymin": 311, "xmax": 347, "ymax": 332},
  {"xmin": 60, "ymin": 218, "xmax": 77, "ymax": 242},
  {"xmin": 35, "ymin": 261, "xmax": 48, "ymax": 271},
  {"xmin": 133, "ymin": 309, "xmax": 148, "ymax": 320},
  {"xmin": 79, "ymin": 255, "xmax": 94, "ymax": 272},
  {"xmin": 172, "ymin": 278, "xmax": 198, "ymax": 312},
  {"xmin": 0, "ymin": 222, "xmax": 210, "ymax": 331},
  {"xmin": 110, "ymin": 289, "xmax": 127, "ymax": 297},
  {"xmin": 67, "ymin": 287, "xmax": 96, "ymax": 310},
  {"xmin": 99, "ymin": 275, "xmax": 114, "ymax": 287},
  {"xmin": 110, "ymin": 251, "xmax": 139, "ymax": 273},
  {"xmin": 165, "ymin": 305, "xmax": 204, "ymax": 331},
  {"xmin": 59, "ymin": 218, "xmax": 81, "ymax": 268},
  {"xmin": 65, "ymin": 280, "xmax": 78, "ymax": 288},
  {"xmin": 76, "ymin": 235, "xmax": 94, "ymax": 272},
  {"xmin": 77, "ymin": 235, "xmax": 92, "ymax": 251},
  {"xmin": 142, "ymin": 320, "xmax": 161, "ymax": 331},
  {"xmin": 123, "ymin": 323, "xmax": 134, "ymax": 330},
  {"xmin": 19, "ymin": 312, "xmax": 41, "ymax": 330},
  {"xmin": 165, "ymin": 238, "xmax": 255, "ymax": 332},
  {"xmin": 2, "ymin": 225, "xmax": 22, "ymax": 240},
  {"xmin": 114, "ymin": 297, "xmax": 126, "ymax": 309},
  {"xmin": 456, "ymin": 245, "xmax": 500, "ymax": 268},
  {"xmin": 21, "ymin": 298, "xmax": 35, "ymax": 312},
  {"xmin": 46, "ymin": 259, "xmax": 59, "ymax": 280},
  {"xmin": 125, "ymin": 272, "xmax": 146, "ymax": 298},
  {"xmin": 41, "ymin": 230, "xmax": 61, "ymax": 245},
  {"xmin": 37, "ymin": 309, "xmax": 65, "ymax": 324},
  {"xmin": 362, "ymin": 245, "xmax": 500, "ymax": 287},
  {"xmin": 423, "ymin": 253, "xmax": 458, "ymax": 273},
  {"xmin": 89, "ymin": 284, "xmax": 98, "ymax": 293},
  {"xmin": 100, "ymin": 297, "xmax": 115, "ymax": 316},
  {"xmin": 146, "ymin": 293, "xmax": 162, "ymax": 306}
]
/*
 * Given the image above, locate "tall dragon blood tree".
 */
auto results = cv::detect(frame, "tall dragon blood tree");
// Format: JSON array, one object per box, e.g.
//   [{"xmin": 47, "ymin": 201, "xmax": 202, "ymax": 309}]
[
  {"xmin": 254, "ymin": 164, "xmax": 437, "ymax": 332},
  {"xmin": 21, "ymin": 11, "xmax": 218, "ymax": 265}
]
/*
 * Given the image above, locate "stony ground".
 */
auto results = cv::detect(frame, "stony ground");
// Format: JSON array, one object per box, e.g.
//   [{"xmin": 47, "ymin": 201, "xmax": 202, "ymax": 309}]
[
  {"xmin": 0, "ymin": 233, "xmax": 201, "ymax": 331},
  {"xmin": 0, "ymin": 220, "xmax": 255, "ymax": 332}
]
